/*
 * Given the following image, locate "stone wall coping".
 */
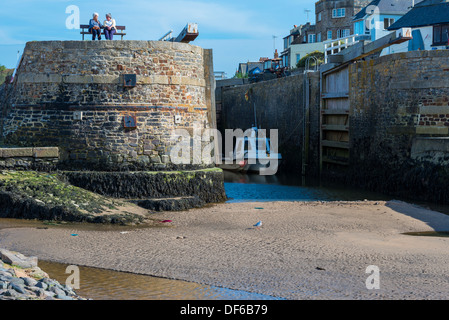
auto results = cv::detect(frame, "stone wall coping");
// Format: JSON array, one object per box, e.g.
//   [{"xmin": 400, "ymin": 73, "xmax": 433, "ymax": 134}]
[
  {"xmin": 0, "ymin": 147, "xmax": 59, "ymax": 159},
  {"xmin": 24, "ymin": 40, "xmax": 204, "ymax": 54},
  {"xmin": 354, "ymin": 49, "xmax": 449, "ymax": 68}
]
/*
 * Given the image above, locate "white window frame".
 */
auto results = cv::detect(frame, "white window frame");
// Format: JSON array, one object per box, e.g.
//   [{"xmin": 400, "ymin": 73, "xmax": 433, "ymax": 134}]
[
  {"xmin": 332, "ymin": 8, "xmax": 345, "ymax": 18},
  {"xmin": 337, "ymin": 29, "xmax": 350, "ymax": 38},
  {"xmin": 308, "ymin": 34, "xmax": 316, "ymax": 43},
  {"xmin": 383, "ymin": 18, "xmax": 395, "ymax": 30}
]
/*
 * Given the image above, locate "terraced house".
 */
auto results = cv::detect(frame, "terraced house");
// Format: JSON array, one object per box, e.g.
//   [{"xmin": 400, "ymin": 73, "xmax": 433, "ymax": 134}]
[
  {"xmin": 315, "ymin": 0, "xmax": 372, "ymax": 41},
  {"xmin": 353, "ymin": 0, "xmax": 420, "ymax": 42},
  {"xmin": 387, "ymin": 0, "xmax": 449, "ymax": 52}
]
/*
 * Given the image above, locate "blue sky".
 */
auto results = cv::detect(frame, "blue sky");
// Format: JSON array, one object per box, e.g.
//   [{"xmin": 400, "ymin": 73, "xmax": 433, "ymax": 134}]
[{"xmin": 0, "ymin": 0, "xmax": 317, "ymax": 77}]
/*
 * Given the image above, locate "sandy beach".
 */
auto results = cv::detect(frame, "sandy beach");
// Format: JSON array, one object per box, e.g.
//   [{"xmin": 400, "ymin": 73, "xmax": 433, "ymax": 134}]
[{"xmin": 1, "ymin": 200, "xmax": 449, "ymax": 300}]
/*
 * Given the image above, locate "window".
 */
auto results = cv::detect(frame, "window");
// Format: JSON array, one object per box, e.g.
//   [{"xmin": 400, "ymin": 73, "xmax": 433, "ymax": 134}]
[
  {"xmin": 317, "ymin": 33, "xmax": 321, "ymax": 42},
  {"xmin": 284, "ymin": 36, "xmax": 293, "ymax": 49},
  {"xmin": 365, "ymin": 24, "xmax": 371, "ymax": 35},
  {"xmin": 337, "ymin": 29, "xmax": 350, "ymax": 38},
  {"xmin": 355, "ymin": 21, "xmax": 370, "ymax": 36},
  {"xmin": 308, "ymin": 34, "xmax": 316, "ymax": 43},
  {"xmin": 384, "ymin": 18, "xmax": 395, "ymax": 30},
  {"xmin": 327, "ymin": 30, "xmax": 333, "ymax": 40},
  {"xmin": 283, "ymin": 55, "xmax": 289, "ymax": 68},
  {"xmin": 433, "ymin": 24, "xmax": 449, "ymax": 46},
  {"xmin": 264, "ymin": 60, "xmax": 272, "ymax": 70},
  {"xmin": 332, "ymin": 8, "xmax": 345, "ymax": 18},
  {"xmin": 318, "ymin": 12, "xmax": 322, "ymax": 22},
  {"xmin": 296, "ymin": 54, "xmax": 301, "ymax": 64}
]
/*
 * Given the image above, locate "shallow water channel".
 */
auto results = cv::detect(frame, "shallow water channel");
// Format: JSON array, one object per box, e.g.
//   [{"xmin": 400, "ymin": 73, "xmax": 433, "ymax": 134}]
[{"xmin": 1, "ymin": 171, "xmax": 448, "ymax": 300}]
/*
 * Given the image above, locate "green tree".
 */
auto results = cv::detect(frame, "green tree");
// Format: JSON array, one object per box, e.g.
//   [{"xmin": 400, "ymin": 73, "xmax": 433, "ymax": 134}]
[
  {"xmin": 296, "ymin": 51, "xmax": 324, "ymax": 69},
  {"xmin": 0, "ymin": 65, "xmax": 14, "ymax": 84},
  {"xmin": 233, "ymin": 71, "xmax": 248, "ymax": 79}
]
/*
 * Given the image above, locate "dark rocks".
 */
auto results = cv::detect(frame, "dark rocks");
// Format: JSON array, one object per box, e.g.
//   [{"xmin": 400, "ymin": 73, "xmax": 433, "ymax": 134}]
[
  {"xmin": 324, "ymin": 158, "xmax": 449, "ymax": 205},
  {"xmin": 9, "ymin": 282, "xmax": 27, "ymax": 294},
  {"xmin": 21, "ymin": 277, "xmax": 38, "ymax": 287},
  {"xmin": 61, "ymin": 169, "xmax": 228, "ymax": 204},
  {"xmin": 136, "ymin": 196, "xmax": 205, "ymax": 211},
  {"xmin": 0, "ymin": 249, "xmax": 86, "ymax": 300}
]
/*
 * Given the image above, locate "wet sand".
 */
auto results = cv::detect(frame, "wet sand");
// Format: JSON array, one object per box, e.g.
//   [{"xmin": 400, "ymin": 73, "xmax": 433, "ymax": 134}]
[{"xmin": 1, "ymin": 200, "xmax": 449, "ymax": 300}]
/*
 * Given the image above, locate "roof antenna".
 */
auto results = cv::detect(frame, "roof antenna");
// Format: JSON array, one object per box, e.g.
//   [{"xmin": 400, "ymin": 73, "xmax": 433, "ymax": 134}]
[{"xmin": 304, "ymin": 9, "xmax": 311, "ymax": 22}]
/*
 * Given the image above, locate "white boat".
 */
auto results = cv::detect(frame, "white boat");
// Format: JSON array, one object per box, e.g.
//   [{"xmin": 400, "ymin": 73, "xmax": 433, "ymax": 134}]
[{"xmin": 218, "ymin": 127, "xmax": 282, "ymax": 175}]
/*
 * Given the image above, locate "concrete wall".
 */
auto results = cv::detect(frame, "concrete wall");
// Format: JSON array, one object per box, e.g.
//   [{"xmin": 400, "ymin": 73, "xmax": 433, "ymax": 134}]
[
  {"xmin": 0, "ymin": 41, "xmax": 215, "ymax": 171},
  {"xmin": 218, "ymin": 73, "xmax": 321, "ymax": 174}
]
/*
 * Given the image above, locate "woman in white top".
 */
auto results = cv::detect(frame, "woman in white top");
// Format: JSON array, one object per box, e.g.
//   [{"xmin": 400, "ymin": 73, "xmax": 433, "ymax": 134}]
[{"xmin": 103, "ymin": 13, "xmax": 116, "ymax": 40}]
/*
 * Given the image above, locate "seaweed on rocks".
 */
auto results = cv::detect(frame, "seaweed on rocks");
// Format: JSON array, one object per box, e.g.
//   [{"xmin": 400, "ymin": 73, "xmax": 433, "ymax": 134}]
[
  {"xmin": 0, "ymin": 171, "xmax": 148, "ymax": 225},
  {"xmin": 60, "ymin": 168, "xmax": 228, "ymax": 204}
]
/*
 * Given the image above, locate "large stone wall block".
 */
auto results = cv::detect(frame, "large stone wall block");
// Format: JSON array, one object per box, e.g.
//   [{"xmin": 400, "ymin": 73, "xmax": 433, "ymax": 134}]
[
  {"xmin": 1, "ymin": 148, "xmax": 34, "ymax": 158},
  {"xmin": 33, "ymin": 147, "xmax": 59, "ymax": 158}
]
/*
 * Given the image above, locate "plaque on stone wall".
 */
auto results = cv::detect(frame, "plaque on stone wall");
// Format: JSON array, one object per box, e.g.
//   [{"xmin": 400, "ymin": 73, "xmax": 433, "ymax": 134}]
[
  {"xmin": 123, "ymin": 115, "xmax": 137, "ymax": 129},
  {"xmin": 123, "ymin": 74, "xmax": 137, "ymax": 87}
]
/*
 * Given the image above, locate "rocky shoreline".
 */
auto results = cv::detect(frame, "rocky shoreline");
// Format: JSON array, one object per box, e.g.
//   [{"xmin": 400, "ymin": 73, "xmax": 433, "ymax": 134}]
[{"xmin": 0, "ymin": 249, "xmax": 86, "ymax": 300}]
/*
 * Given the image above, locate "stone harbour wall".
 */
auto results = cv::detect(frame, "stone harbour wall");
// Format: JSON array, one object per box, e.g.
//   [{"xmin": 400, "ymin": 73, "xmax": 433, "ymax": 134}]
[
  {"xmin": 1, "ymin": 41, "xmax": 216, "ymax": 171},
  {"xmin": 344, "ymin": 50, "xmax": 449, "ymax": 203},
  {"xmin": 218, "ymin": 73, "xmax": 321, "ymax": 175}
]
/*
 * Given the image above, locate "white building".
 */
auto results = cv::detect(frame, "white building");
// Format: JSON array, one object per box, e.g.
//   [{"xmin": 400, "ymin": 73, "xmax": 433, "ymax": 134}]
[
  {"xmin": 387, "ymin": 0, "xmax": 449, "ymax": 53},
  {"xmin": 281, "ymin": 24, "xmax": 324, "ymax": 69}
]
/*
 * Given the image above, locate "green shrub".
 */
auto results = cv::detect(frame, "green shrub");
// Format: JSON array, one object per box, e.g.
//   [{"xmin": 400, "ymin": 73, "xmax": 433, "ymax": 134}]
[{"xmin": 296, "ymin": 51, "xmax": 324, "ymax": 69}]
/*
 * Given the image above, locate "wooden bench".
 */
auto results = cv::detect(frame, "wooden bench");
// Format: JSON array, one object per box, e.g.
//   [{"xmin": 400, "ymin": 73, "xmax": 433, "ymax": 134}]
[{"xmin": 80, "ymin": 25, "xmax": 126, "ymax": 40}]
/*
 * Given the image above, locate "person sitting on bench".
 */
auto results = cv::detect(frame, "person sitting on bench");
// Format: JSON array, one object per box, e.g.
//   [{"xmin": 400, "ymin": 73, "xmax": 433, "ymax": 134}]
[
  {"xmin": 89, "ymin": 12, "xmax": 102, "ymax": 40},
  {"xmin": 103, "ymin": 13, "xmax": 116, "ymax": 40}
]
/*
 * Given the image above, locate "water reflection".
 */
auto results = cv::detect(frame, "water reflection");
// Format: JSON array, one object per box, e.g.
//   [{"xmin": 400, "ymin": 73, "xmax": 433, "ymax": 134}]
[
  {"xmin": 223, "ymin": 171, "xmax": 390, "ymax": 203},
  {"xmin": 38, "ymin": 260, "xmax": 283, "ymax": 300}
]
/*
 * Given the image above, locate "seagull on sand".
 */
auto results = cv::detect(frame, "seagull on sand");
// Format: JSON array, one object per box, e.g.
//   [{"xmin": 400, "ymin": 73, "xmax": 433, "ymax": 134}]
[{"xmin": 253, "ymin": 221, "xmax": 262, "ymax": 229}]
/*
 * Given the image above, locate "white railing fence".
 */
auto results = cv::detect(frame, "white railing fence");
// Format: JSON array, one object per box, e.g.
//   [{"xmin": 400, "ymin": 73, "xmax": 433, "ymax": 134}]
[{"xmin": 324, "ymin": 35, "xmax": 359, "ymax": 63}]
